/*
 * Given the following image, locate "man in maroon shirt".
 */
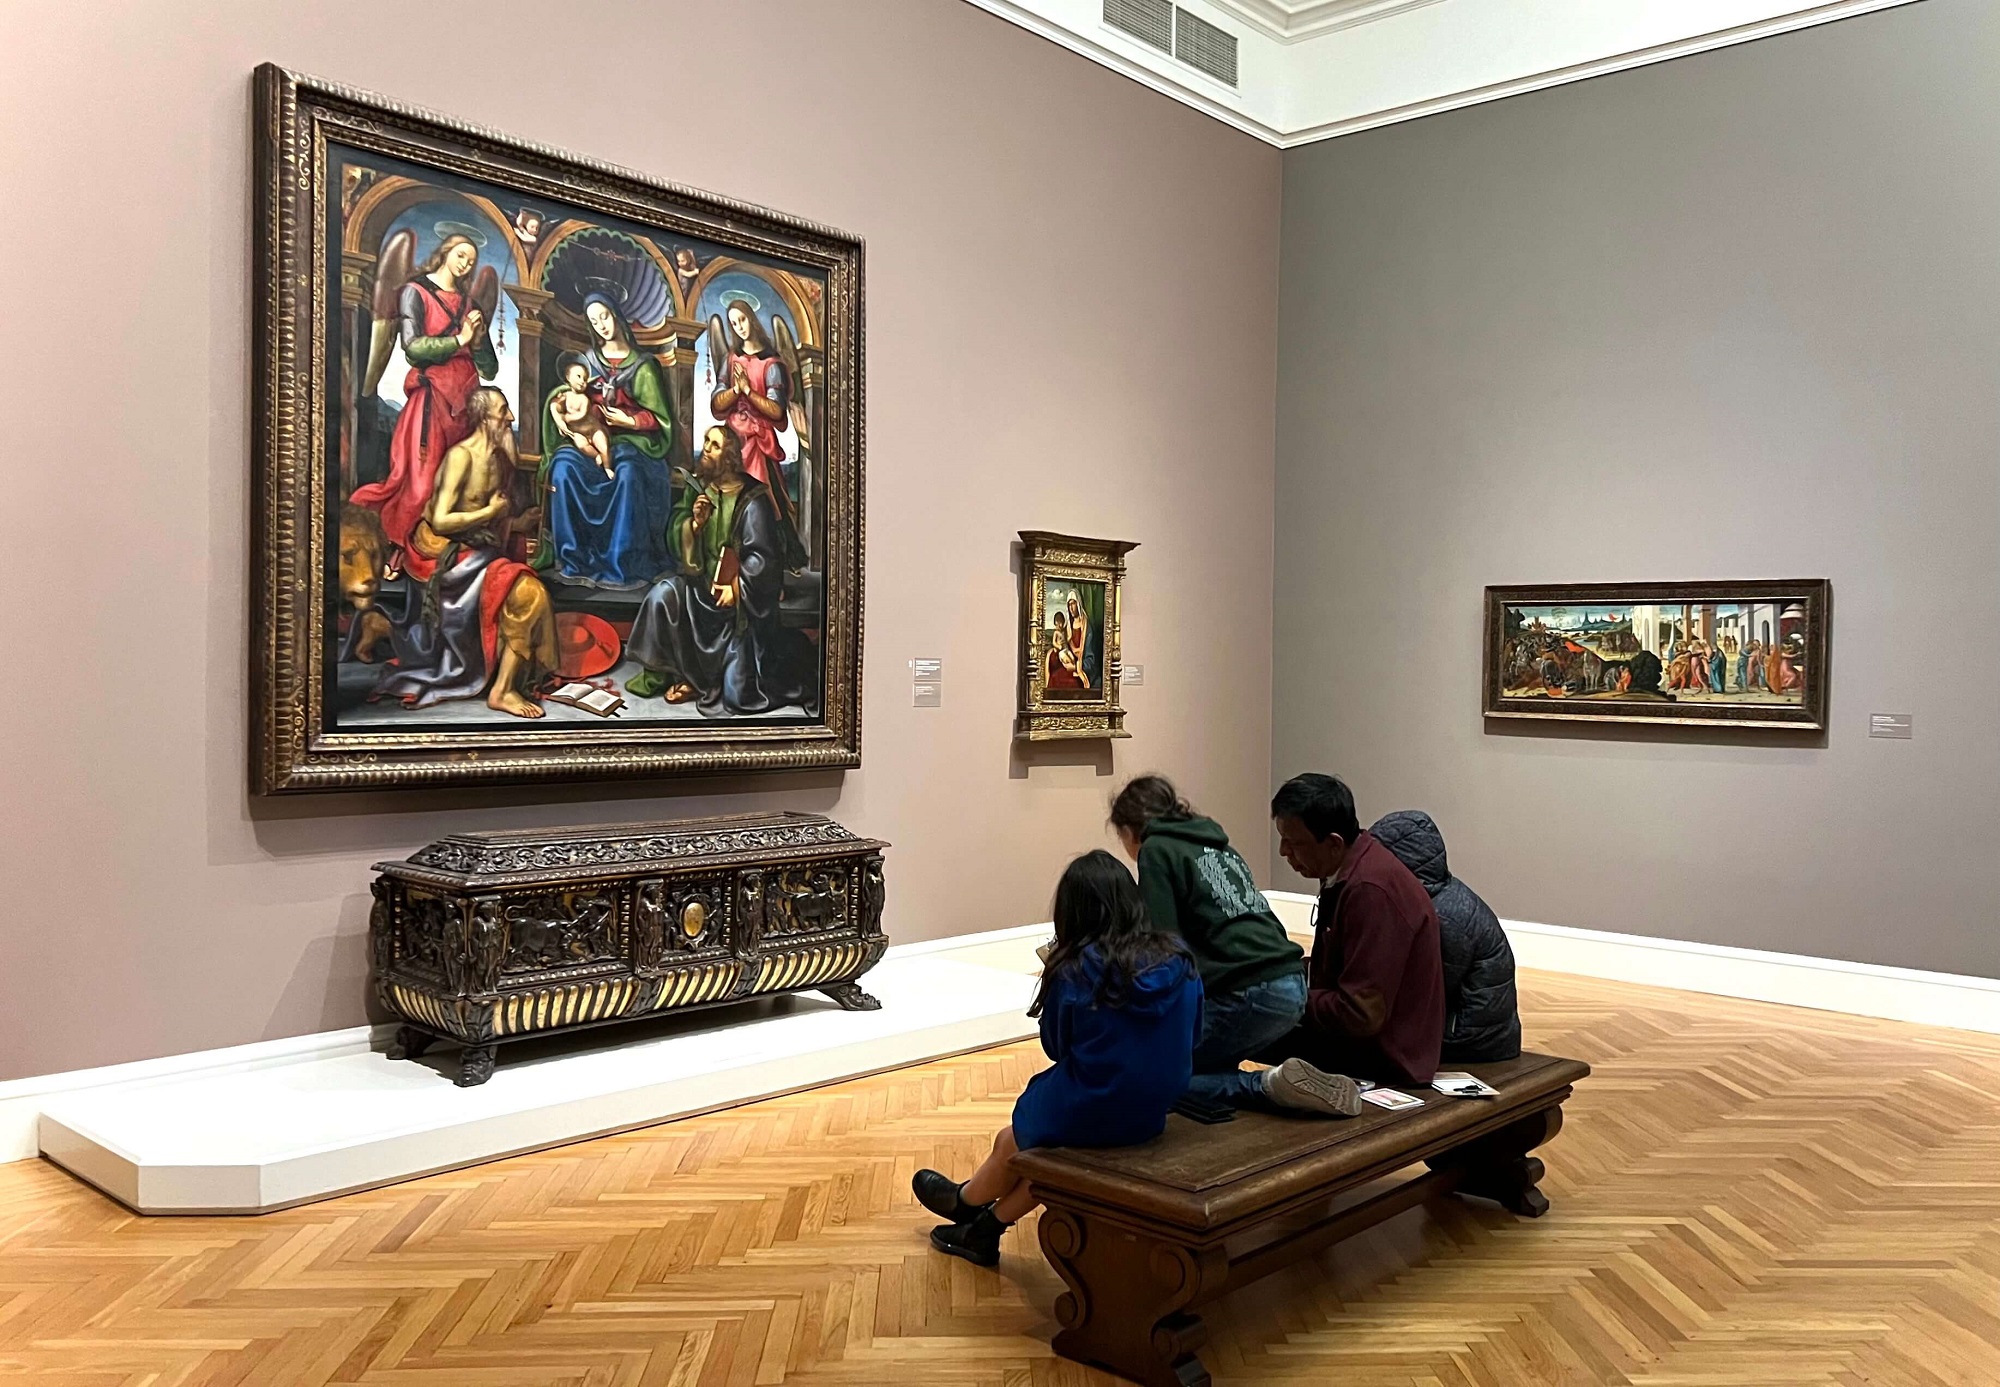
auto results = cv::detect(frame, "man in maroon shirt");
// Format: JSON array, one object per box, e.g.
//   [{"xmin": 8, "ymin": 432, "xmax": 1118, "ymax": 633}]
[{"xmin": 1265, "ymin": 774, "xmax": 1445, "ymax": 1087}]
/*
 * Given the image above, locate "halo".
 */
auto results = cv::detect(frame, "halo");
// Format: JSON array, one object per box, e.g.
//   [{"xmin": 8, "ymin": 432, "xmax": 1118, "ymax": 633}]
[
  {"xmin": 579, "ymin": 278, "xmax": 629, "ymax": 306},
  {"xmin": 719, "ymin": 289, "xmax": 763, "ymax": 314},
  {"xmin": 433, "ymin": 220, "xmax": 490, "ymax": 248}
]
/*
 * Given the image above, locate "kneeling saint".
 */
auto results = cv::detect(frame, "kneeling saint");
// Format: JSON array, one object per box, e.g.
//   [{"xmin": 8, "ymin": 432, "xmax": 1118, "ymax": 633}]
[
  {"xmin": 625, "ymin": 426, "xmax": 819, "ymax": 715},
  {"xmin": 371, "ymin": 388, "xmax": 557, "ymax": 718}
]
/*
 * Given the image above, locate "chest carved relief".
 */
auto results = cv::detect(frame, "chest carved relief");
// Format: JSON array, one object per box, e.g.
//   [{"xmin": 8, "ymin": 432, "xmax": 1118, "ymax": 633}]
[
  {"xmin": 368, "ymin": 812, "xmax": 890, "ymax": 1086},
  {"xmin": 767, "ymin": 864, "xmax": 849, "ymax": 937},
  {"xmin": 500, "ymin": 890, "xmax": 620, "ymax": 973}
]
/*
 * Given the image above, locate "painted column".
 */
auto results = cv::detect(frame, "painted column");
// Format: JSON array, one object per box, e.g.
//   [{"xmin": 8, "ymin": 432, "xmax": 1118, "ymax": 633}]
[{"xmin": 501, "ymin": 283, "xmax": 554, "ymax": 460}]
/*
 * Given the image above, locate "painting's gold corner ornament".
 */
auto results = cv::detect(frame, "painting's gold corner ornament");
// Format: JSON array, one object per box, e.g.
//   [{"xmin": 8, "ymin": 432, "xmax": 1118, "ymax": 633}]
[
  {"xmin": 1016, "ymin": 531, "xmax": 1138, "ymax": 742},
  {"xmin": 370, "ymin": 811, "xmax": 890, "ymax": 1086},
  {"xmin": 251, "ymin": 64, "xmax": 864, "ymax": 793}
]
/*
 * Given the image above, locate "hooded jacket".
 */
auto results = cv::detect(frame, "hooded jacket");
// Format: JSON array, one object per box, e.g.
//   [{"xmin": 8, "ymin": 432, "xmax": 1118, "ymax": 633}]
[
  {"xmin": 1369, "ymin": 810, "xmax": 1522, "ymax": 1064},
  {"xmin": 1012, "ymin": 946, "xmax": 1204, "ymax": 1150},
  {"xmin": 1136, "ymin": 814, "xmax": 1304, "ymax": 998}
]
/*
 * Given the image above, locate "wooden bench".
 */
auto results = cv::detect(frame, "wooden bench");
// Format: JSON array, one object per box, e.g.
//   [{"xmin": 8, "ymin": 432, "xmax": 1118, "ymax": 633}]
[{"xmin": 1010, "ymin": 1051, "xmax": 1590, "ymax": 1387}]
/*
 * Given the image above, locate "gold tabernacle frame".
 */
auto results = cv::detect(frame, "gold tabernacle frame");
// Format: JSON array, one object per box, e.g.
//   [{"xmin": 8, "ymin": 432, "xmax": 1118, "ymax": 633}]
[
  {"xmin": 1016, "ymin": 532, "xmax": 1136, "ymax": 741},
  {"xmin": 252, "ymin": 66, "xmax": 865, "ymax": 792}
]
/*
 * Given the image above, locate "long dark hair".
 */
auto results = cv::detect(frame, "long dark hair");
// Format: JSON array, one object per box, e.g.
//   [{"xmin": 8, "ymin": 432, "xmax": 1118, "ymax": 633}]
[
  {"xmin": 1108, "ymin": 774, "xmax": 1194, "ymax": 836},
  {"xmin": 1030, "ymin": 850, "xmax": 1189, "ymax": 1018}
]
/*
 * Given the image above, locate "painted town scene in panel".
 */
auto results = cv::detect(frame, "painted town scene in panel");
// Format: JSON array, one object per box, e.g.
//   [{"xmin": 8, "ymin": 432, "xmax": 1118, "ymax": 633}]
[{"xmin": 1500, "ymin": 600, "xmax": 1811, "ymax": 705}]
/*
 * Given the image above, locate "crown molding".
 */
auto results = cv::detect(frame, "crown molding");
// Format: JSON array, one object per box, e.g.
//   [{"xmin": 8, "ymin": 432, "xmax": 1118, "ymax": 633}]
[
  {"xmin": 957, "ymin": 0, "xmax": 1288, "ymax": 142},
  {"xmin": 1206, "ymin": 0, "xmax": 1444, "ymax": 44},
  {"xmin": 962, "ymin": 0, "xmax": 1927, "ymax": 149},
  {"xmin": 1274, "ymin": 0, "xmax": 1929, "ymax": 147}
]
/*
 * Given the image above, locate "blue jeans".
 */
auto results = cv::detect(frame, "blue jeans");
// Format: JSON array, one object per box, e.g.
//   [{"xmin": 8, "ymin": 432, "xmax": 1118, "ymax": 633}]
[{"xmin": 1186, "ymin": 971, "xmax": 1307, "ymax": 1109}]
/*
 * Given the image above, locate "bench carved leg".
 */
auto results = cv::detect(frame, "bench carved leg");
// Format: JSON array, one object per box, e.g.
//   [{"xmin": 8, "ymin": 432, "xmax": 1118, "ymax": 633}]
[
  {"xmin": 1430, "ymin": 1104, "xmax": 1563, "ymax": 1218},
  {"xmin": 1037, "ymin": 1203, "xmax": 1228, "ymax": 1387}
]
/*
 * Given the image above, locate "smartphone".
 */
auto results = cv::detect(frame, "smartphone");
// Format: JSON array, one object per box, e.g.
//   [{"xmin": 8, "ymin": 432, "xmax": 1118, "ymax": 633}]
[{"xmin": 1172, "ymin": 1093, "xmax": 1236, "ymax": 1125}]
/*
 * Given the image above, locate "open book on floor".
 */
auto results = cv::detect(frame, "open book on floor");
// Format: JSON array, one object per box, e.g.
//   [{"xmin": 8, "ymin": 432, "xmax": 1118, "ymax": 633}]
[{"xmin": 544, "ymin": 682, "xmax": 624, "ymax": 717}]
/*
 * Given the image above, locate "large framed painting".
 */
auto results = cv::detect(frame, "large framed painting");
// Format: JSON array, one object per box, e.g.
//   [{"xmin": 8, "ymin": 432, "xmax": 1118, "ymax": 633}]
[
  {"xmin": 1016, "ymin": 532, "xmax": 1136, "ymax": 741},
  {"xmin": 1484, "ymin": 581, "xmax": 1831, "ymax": 730},
  {"xmin": 253, "ymin": 66, "xmax": 863, "ymax": 793}
]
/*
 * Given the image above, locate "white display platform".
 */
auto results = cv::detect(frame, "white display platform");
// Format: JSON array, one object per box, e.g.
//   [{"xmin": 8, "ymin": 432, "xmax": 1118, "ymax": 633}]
[{"xmin": 39, "ymin": 953, "xmax": 1037, "ymax": 1215}]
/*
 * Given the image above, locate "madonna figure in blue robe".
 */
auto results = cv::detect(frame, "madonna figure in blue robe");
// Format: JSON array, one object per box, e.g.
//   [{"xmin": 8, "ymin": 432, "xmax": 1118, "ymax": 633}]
[{"xmin": 540, "ymin": 293, "xmax": 675, "ymax": 588}]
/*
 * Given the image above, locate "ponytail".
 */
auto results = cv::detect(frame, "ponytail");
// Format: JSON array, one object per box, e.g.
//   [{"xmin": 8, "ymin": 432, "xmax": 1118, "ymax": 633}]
[{"xmin": 1108, "ymin": 774, "xmax": 1193, "ymax": 836}]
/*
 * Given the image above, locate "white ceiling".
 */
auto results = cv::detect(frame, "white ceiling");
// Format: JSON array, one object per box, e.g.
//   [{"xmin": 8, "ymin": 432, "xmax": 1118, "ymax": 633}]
[{"xmin": 961, "ymin": 0, "xmax": 1924, "ymax": 146}]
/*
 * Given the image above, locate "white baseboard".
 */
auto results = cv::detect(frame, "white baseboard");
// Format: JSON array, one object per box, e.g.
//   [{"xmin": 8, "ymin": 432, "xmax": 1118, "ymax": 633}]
[
  {"xmin": 1500, "ymin": 918, "xmax": 2000, "ymax": 1035},
  {"xmin": 0, "ymin": 930, "xmax": 1050, "ymax": 1168},
  {"xmin": 875, "ymin": 921, "xmax": 1050, "ymax": 957},
  {"xmin": 1269, "ymin": 885, "xmax": 2000, "ymax": 1034},
  {"xmin": 1264, "ymin": 888, "xmax": 1318, "ymax": 935}
]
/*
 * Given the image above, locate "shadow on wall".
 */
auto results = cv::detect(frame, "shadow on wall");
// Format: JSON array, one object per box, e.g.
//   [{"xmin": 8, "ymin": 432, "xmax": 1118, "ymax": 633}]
[
  {"xmin": 268, "ymin": 899, "xmax": 378, "ymax": 1035},
  {"xmin": 1010, "ymin": 739, "xmax": 1115, "ymax": 780},
  {"xmin": 241, "ymin": 769, "xmax": 849, "ymax": 854},
  {"xmin": 1482, "ymin": 718, "xmax": 1827, "ymax": 751}
]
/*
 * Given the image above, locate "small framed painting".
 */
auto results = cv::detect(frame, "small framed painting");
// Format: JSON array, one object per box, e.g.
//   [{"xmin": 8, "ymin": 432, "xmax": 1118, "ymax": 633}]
[
  {"xmin": 1017, "ymin": 532, "xmax": 1137, "ymax": 741},
  {"xmin": 251, "ymin": 66, "xmax": 864, "ymax": 792},
  {"xmin": 1484, "ymin": 581, "xmax": 1831, "ymax": 730}
]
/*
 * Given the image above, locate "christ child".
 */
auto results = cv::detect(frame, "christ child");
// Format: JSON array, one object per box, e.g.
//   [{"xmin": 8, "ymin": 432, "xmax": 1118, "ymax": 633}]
[
  {"xmin": 552, "ymin": 355, "xmax": 613, "ymax": 475},
  {"xmin": 1046, "ymin": 612, "xmax": 1087, "ymax": 690}
]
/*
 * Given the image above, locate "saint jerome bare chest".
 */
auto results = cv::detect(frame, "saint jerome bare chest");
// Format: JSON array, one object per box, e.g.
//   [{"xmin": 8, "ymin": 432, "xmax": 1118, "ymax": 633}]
[{"xmin": 368, "ymin": 812, "xmax": 889, "ymax": 1085}]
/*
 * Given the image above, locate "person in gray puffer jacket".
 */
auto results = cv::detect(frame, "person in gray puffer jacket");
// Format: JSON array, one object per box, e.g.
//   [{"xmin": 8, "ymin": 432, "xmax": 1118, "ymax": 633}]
[{"xmin": 1368, "ymin": 811, "xmax": 1522, "ymax": 1063}]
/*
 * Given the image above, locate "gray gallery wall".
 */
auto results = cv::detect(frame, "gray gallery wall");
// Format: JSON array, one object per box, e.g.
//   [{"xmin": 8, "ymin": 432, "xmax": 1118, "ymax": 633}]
[
  {"xmin": 0, "ymin": 0, "xmax": 1280, "ymax": 1080},
  {"xmin": 1272, "ymin": 0, "xmax": 2000, "ymax": 979}
]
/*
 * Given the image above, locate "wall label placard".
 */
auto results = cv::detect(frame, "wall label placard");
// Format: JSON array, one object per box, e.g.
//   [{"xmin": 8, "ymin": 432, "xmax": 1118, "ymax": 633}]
[
  {"xmin": 911, "ymin": 658, "xmax": 943, "ymax": 708},
  {"xmin": 1869, "ymin": 713, "xmax": 1913, "ymax": 740}
]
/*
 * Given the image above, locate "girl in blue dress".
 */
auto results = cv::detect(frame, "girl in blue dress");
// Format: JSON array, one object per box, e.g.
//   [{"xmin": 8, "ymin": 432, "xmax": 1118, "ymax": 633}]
[{"xmin": 913, "ymin": 850, "xmax": 1204, "ymax": 1267}]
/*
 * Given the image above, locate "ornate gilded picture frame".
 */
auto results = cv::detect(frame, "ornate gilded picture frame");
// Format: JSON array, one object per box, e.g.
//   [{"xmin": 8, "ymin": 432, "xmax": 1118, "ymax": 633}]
[
  {"xmin": 1016, "ymin": 532, "xmax": 1136, "ymax": 741},
  {"xmin": 253, "ymin": 66, "xmax": 864, "ymax": 793},
  {"xmin": 1484, "ymin": 580, "xmax": 1831, "ymax": 730}
]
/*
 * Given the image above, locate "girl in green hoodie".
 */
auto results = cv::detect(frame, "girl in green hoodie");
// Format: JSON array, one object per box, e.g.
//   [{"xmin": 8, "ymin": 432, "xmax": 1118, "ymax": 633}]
[{"xmin": 1110, "ymin": 775, "xmax": 1361, "ymax": 1117}]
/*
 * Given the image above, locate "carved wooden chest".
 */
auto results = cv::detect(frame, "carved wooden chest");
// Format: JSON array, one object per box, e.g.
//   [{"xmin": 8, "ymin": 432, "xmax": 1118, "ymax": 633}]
[{"xmin": 368, "ymin": 812, "xmax": 889, "ymax": 1085}]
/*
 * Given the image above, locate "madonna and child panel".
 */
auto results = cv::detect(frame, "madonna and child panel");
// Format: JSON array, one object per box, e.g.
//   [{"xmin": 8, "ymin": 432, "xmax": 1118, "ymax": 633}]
[
  {"xmin": 1483, "ymin": 581, "xmax": 1831, "ymax": 730},
  {"xmin": 1040, "ymin": 578, "xmax": 1107, "ymax": 698},
  {"xmin": 253, "ymin": 68, "xmax": 863, "ymax": 791},
  {"xmin": 1015, "ymin": 533, "xmax": 1136, "ymax": 742}
]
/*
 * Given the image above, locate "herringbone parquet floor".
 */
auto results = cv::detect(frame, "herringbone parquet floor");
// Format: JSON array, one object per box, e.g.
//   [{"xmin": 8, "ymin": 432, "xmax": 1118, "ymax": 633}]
[{"xmin": 4, "ymin": 971, "xmax": 1999, "ymax": 1386}]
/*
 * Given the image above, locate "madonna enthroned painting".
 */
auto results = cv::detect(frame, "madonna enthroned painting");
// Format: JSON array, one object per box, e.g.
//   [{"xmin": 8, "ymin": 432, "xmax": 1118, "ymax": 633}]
[{"xmin": 253, "ymin": 68, "xmax": 863, "ymax": 792}]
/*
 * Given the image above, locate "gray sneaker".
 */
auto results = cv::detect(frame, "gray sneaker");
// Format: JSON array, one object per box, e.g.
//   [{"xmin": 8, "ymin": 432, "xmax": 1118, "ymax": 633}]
[{"xmin": 1264, "ymin": 1058, "xmax": 1363, "ymax": 1117}]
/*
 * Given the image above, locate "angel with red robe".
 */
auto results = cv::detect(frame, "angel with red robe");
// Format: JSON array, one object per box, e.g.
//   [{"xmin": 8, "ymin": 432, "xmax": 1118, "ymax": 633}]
[
  {"xmin": 708, "ymin": 298, "xmax": 807, "ymax": 568},
  {"xmin": 350, "ymin": 231, "xmax": 500, "ymax": 581}
]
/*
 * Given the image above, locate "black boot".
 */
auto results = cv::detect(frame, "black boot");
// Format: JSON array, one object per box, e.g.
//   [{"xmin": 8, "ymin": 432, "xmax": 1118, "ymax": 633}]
[
  {"xmin": 912, "ymin": 1168, "xmax": 985, "ymax": 1223},
  {"xmin": 930, "ymin": 1208, "xmax": 1009, "ymax": 1268}
]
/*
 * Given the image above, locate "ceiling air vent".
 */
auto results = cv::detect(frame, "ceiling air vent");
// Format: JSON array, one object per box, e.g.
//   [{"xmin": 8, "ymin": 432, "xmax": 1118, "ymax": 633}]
[
  {"xmin": 1103, "ymin": 0, "xmax": 1173, "ymax": 53},
  {"xmin": 1173, "ymin": 9, "xmax": 1238, "ymax": 87}
]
